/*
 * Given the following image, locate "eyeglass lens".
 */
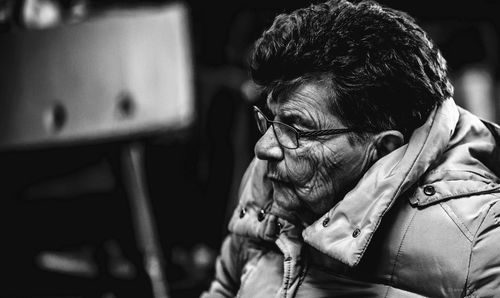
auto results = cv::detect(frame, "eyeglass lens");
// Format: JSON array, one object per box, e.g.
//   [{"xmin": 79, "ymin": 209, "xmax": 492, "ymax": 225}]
[{"xmin": 254, "ymin": 108, "xmax": 298, "ymax": 149}]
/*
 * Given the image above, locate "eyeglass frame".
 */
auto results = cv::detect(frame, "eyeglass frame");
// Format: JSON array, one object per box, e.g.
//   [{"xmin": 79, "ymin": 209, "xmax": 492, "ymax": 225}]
[{"xmin": 253, "ymin": 105, "xmax": 358, "ymax": 149}]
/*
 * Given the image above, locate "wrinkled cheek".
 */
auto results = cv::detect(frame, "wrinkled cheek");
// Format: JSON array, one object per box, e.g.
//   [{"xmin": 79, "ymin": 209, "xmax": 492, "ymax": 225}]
[
  {"xmin": 284, "ymin": 149, "xmax": 321, "ymax": 188},
  {"xmin": 274, "ymin": 184, "xmax": 296, "ymax": 200}
]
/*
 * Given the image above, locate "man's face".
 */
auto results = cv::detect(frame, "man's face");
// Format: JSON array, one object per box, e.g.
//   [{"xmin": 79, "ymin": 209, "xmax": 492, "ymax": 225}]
[{"xmin": 254, "ymin": 81, "xmax": 374, "ymax": 225}]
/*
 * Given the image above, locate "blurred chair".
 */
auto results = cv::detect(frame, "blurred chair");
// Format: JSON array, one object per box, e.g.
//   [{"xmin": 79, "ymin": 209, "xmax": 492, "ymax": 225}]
[{"xmin": 0, "ymin": 3, "xmax": 194, "ymax": 298}]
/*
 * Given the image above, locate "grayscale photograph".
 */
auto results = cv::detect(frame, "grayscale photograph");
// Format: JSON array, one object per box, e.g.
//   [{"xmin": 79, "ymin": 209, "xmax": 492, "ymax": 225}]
[{"xmin": 0, "ymin": 0, "xmax": 499, "ymax": 297}]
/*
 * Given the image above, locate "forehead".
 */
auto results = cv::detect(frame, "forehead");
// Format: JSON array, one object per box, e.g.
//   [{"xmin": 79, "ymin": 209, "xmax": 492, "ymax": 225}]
[{"xmin": 267, "ymin": 81, "xmax": 333, "ymax": 115}]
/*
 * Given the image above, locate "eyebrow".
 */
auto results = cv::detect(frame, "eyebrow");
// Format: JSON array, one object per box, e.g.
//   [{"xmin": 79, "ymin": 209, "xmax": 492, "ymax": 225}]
[{"xmin": 278, "ymin": 111, "xmax": 315, "ymax": 128}]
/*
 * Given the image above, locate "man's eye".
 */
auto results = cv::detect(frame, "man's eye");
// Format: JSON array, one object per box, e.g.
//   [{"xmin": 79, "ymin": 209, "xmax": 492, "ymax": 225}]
[{"xmin": 289, "ymin": 120, "xmax": 313, "ymax": 131}]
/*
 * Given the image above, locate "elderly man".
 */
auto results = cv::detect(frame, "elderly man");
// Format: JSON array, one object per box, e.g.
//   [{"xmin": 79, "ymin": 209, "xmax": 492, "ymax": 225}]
[{"xmin": 202, "ymin": 0, "xmax": 500, "ymax": 297}]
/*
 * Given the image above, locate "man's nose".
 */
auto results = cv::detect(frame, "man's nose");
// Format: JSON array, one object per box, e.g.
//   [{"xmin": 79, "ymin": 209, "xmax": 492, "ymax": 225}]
[{"xmin": 254, "ymin": 127, "xmax": 284, "ymax": 161}]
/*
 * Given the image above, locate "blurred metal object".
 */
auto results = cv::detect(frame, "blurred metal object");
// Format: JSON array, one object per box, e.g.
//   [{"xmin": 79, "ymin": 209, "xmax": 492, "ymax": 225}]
[
  {"xmin": 0, "ymin": 3, "xmax": 194, "ymax": 150},
  {"xmin": 66, "ymin": 0, "xmax": 89, "ymax": 24},
  {"xmin": 21, "ymin": 0, "xmax": 62, "ymax": 29},
  {"xmin": 121, "ymin": 142, "xmax": 169, "ymax": 298},
  {"xmin": 36, "ymin": 246, "xmax": 98, "ymax": 278}
]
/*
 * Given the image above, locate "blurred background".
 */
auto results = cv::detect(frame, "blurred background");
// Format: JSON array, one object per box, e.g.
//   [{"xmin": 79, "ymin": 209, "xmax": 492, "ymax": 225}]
[{"xmin": 0, "ymin": 0, "xmax": 499, "ymax": 297}]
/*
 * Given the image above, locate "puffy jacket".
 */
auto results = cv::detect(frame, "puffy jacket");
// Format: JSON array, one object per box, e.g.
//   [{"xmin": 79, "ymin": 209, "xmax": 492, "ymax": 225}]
[{"xmin": 202, "ymin": 99, "xmax": 500, "ymax": 298}]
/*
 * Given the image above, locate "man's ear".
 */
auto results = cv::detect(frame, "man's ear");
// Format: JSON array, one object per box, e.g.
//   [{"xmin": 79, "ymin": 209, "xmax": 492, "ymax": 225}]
[{"xmin": 372, "ymin": 130, "xmax": 405, "ymax": 160}]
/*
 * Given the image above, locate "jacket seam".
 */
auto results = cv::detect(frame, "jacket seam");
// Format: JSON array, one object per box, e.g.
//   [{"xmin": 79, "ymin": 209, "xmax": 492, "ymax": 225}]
[
  {"xmin": 439, "ymin": 202, "xmax": 474, "ymax": 242},
  {"xmin": 283, "ymin": 260, "xmax": 291, "ymax": 298},
  {"xmin": 291, "ymin": 261, "xmax": 308, "ymax": 298},
  {"xmin": 464, "ymin": 200, "xmax": 498, "ymax": 297},
  {"xmin": 387, "ymin": 207, "xmax": 418, "ymax": 296},
  {"xmin": 424, "ymin": 169, "xmax": 500, "ymax": 184},
  {"xmin": 379, "ymin": 278, "xmax": 434, "ymax": 298},
  {"xmin": 416, "ymin": 185, "xmax": 500, "ymax": 207},
  {"xmin": 277, "ymin": 237, "xmax": 292, "ymax": 298},
  {"xmin": 426, "ymin": 168, "xmax": 498, "ymax": 176}
]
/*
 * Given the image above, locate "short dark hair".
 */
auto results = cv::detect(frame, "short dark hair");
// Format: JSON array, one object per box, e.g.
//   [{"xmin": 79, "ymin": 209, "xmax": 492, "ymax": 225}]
[{"xmin": 250, "ymin": 0, "xmax": 453, "ymax": 138}]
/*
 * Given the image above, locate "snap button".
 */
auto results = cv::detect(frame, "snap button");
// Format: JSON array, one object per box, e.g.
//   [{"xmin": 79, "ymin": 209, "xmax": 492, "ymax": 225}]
[
  {"xmin": 239, "ymin": 207, "xmax": 246, "ymax": 218},
  {"xmin": 352, "ymin": 228, "xmax": 361, "ymax": 238},
  {"xmin": 258, "ymin": 209, "xmax": 266, "ymax": 222},
  {"xmin": 322, "ymin": 217, "xmax": 330, "ymax": 227},
  {"xmin": 423, "ymin": 185, "xmax": 436, "ymax": 196}
]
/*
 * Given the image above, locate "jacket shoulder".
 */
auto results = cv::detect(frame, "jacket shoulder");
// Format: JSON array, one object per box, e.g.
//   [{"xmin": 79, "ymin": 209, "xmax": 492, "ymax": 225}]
[{"xmin": 363, "ymin": 190, "xmax": 500, "ymax": 297}]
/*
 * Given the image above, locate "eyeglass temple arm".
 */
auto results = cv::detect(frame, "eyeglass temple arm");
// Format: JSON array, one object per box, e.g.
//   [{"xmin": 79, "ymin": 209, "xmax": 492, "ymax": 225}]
[{"xmin": 298, "ymin": 128, "xmax": 353, "ymax": 137}]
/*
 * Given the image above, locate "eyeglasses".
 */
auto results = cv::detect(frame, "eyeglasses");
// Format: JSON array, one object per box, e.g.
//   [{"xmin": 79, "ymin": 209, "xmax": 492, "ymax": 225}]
[{"xmin": 253, "ymin": 106, "xmax": 356, "ymax": 149}]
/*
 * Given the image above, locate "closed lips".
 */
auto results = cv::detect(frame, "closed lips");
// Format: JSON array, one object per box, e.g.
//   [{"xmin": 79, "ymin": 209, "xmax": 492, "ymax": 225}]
[{"xmin": 266, "ymin": 173, "xmax": 290, "ymax": 184}]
